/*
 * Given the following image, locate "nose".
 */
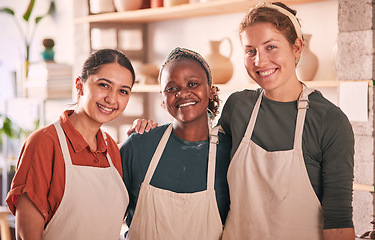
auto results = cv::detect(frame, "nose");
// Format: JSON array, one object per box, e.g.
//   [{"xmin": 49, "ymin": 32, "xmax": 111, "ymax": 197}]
[
  {"xmin": 105, "ymin": 90, "xmax": 117, "ymax": 104},
  {"xmin": 175, "ymin": 87, "xmax": 191, "ymax": 98},
  {"xmin": 254, "ymin": 50, "xmax": 268, "ymax": 67}
]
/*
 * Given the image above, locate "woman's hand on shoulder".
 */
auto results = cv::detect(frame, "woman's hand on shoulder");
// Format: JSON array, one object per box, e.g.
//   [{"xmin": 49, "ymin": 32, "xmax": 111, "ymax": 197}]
[{"xmin": 127, "ymin": 119, "xmax": 158, "ymax": 136}]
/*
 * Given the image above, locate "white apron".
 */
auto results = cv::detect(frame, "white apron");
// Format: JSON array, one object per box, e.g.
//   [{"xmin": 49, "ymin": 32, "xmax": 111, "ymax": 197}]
[
  {"xmin": 42, "ymin": 122, "xmax": 129, "ymax": 240},
  {"xmin": 222, "ymin": 87, "xmax": 323, "ymax": 240},
  {"xmin": 126, "ymin": 124, "xmax": 223, "ymax": 240}
]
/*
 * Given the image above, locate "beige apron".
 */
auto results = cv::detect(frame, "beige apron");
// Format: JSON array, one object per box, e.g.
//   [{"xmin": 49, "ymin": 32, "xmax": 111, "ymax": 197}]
[
  {"xmin": 42, "ymin": 122, "xmax": 129, "ymax": 240},
  {"xmin": 222, "ymin": 87, "xmax": 323, "ymax": 240},
  {"xmin": 126, "ymin": 124, "xmax": 223, "ymax": 240}
]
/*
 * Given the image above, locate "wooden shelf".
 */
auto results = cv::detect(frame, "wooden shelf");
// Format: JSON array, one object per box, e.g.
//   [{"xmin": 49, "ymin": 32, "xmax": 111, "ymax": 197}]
[
  {"xmin": 75, "ymin": 0, "xmax": 324, "ymax": 24},
  {"xmin": 131, "ymin": 80, "xmax": 349, "ymax": 93}
]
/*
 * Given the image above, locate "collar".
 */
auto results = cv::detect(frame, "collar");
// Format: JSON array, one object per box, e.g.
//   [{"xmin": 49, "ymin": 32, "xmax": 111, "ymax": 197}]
[{"xmin": 59, "ymin": 110, "xmax": 107, "ymax": 153}]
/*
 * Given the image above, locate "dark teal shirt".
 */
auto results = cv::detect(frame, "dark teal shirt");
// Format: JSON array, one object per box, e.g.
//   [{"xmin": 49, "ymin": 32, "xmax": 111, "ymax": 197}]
[
  {"xmin": 218, "ymin": 88, "xmax": 354, "ymax": 229},
  {"xmin": 120, "ymin": 124, "xmax": 232, "ymax": 227}
]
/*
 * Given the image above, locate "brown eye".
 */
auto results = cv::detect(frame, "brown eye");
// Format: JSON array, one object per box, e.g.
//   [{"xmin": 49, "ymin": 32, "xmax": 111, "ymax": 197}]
[
  {"xmin": 165, "ymin": 86, "xmax": 177, "ymax": 93},
  {"xmin": 188, "ymin": 82, "xmax": 198, "ymax": 87},
  {"xmin": 120, "ymin": 89, "xmax": 129, "ymax": 95},
  {"xmin": 99, "ymin": 83, "xmax": 109, "ymax": 88}
]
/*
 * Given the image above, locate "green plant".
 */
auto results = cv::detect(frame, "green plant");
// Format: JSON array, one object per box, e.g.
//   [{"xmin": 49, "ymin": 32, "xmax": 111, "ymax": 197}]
[
  {"xmin": 0, "ymin": 114, "xmax": 20, "ymax": 139},
  {"xmin": 43, "ymin": 38, "xmax": 55, "ymax": 50},
  {"xmin": 0, "ymin": 0, "xmax": 56, "ymax": 63}
]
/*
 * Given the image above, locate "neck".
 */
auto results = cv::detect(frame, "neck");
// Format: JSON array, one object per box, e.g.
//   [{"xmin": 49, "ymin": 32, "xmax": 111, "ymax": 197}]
[
  {"xmin": 69, "ymin": 110, "xmax": 101, "ymax": 151},
  {"xmin": 172, "ymin": 120, "xmax": 210, "ymax": 142},
  {"xmin": 264, "ymin": 80, "xmax": 303, "ymax": 102}
]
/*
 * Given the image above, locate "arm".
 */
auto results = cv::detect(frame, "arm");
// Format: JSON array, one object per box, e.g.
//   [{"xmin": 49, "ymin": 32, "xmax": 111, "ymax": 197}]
[
  {"xmin": 323, "ymin": 228, "xmax": 355, "ymax": 240},
  {"xmin": 16, "ymin": 193, "xmax": 44, "ymax": 240},
  {"xmin": 320, "ymin": 107, "xmax": 355, "ymax": 232}
]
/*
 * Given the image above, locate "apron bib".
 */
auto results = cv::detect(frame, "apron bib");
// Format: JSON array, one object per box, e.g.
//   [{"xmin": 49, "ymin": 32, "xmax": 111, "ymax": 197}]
[
  {"xmin": 126, "ymin": 124, "xmax": 223, "ymax": 240},
  {"xmin": 42, "ymin": 122, "xmax": 129, "ymax": 240},
  {"xmin": 222, "ymin": 87, "xmax": 323, "ymax": 240}
]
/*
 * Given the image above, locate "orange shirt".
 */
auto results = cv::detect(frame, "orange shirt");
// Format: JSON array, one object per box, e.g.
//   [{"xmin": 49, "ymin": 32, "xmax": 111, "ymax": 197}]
[{"xmin": 6, "ymin": 110, "xmax": 123, "ymax": 225}]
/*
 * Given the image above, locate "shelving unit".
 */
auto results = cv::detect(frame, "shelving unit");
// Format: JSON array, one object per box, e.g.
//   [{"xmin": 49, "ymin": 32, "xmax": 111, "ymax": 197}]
[
  {"xmin": 73, "ymin": 0, "xmax": 338, "ymax": 139},
  {"xmin": 131, "ymin": 80, "xmax": 345, "ymax": 93},
  {"xmin": 74, "ymin": 0, "xmax": 324, "ymax": 24}
]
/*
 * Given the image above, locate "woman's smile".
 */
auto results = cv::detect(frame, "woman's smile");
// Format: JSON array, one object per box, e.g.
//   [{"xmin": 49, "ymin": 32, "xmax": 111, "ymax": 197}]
[
  {"xmin": 258, "ymin": 68, "xmax": 277, "ymax": 77},
  {"xmin": 97, "ymin": 103, "xmax": 117, "ymax": 113}
]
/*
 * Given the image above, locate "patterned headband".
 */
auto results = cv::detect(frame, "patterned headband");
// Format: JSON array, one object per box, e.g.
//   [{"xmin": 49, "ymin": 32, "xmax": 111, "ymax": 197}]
[
  {"xmin": 252, "ymin": 2, "xmax": 302, "ymax": 39},
  {"xmin": 159, "ymin": 47, "xmax": 213, "ymax": 85}
]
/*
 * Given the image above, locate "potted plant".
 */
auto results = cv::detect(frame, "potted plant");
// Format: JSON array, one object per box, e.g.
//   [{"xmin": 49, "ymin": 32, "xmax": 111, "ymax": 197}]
[
  {"xmin": 0, "ymin": 0, "xmax": 56, "ymax": 76},
  {"xmin": 41, "ymin": 38, "xmax": 55, "ymax": 61}
]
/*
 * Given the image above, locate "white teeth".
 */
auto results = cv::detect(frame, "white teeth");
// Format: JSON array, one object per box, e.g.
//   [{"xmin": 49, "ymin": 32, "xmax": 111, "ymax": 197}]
[
  {"xmin": 98, "ymin": 104, "xmax": 114, "ymax": 112},
  {"xmin": 259, "ymin": 69, "xmax": 276, "ymax": 76},
  {"xmin": 178, "ymin": 102, "xmax": 196, "ymax": 108}
]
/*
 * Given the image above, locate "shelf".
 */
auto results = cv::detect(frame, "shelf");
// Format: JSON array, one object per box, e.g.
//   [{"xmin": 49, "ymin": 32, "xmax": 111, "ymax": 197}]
[
  {"xmin": 131, "ymin": 80, "xmax": 350, "ymax": 93},
  {"xmin": 75, "ymin": 0, "xmax": 324, "ymax": 24}
]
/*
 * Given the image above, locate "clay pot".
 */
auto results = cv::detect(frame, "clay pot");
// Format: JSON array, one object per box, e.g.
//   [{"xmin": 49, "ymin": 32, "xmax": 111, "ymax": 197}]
[
  {"xmin": 151, "ymin": 0, "xmax": 163, "ymax": 7},
  {"xmin": 89, "ymin": 0, "xmax": 116, "ymax": 13},
  {"xmin": 114, "ymin": 0, "xmax": 143, "ymax": 11},
  {"xmin": 205, "ymin": 37, "xmax": 233, "ymax": 84},
  {"xmin": 163, "ymin": 0, "xmax": 188, "ymax": 7},
  {"xmin": 141, "ymin": 0, "xmax": 151, "ymax": 9},
  {"xmin": 296, "ymin": 34, "xmax": 319, "ymax": 81}
]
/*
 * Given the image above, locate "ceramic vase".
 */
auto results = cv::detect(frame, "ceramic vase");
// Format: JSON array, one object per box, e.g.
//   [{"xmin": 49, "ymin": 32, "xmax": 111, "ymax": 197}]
[
  {"xmin": 296, "ymin": 34, "xmax": 319, "ymax": 81},
  {"xmin": 205, "ymin": 37, "xmax": 233, "ymax": 84},
  {"xmin": 114, "ymin": 0, "xmax": 143, "ymax": 11},
  {"xmin": 151, "ymin": 0, "xmax": 163, "ymax": 7},
  {"xmin": 163, "ymin": 0, "xmax": 188, "ymax": 7},
  {"xmin": 89, "ymin": 0, "xmax": 115, "ymax": 13}
]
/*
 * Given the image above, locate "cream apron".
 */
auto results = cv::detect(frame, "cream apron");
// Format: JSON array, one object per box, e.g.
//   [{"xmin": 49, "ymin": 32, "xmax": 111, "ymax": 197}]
[
  {"xmin": 222, "ymin": 87, "xmax": 323, "ymax": 240},
  {"xmin": 42, "ymin": 122, "xmax": 129, "ymax": 240},
  {"xmin": 126, "ymin": 124, "xmax": 223, "ymax": 240}
]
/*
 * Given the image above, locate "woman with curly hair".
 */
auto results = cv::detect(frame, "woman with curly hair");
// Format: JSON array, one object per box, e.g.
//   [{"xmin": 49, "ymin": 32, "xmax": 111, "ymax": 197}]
[{"xmin": 120, "ymin": 47, "xmax": 231, "ymax": 239}]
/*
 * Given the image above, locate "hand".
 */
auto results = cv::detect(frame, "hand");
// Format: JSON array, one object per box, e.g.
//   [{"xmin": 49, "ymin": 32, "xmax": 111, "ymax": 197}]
[{"xmin": 127, "ymin": 119, "xmax": 158, "ymax": 136}]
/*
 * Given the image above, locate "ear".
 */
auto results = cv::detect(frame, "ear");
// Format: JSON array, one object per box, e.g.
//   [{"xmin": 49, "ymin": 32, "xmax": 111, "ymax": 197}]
[
  {"xmin": 160, "ymin": 101, "xmax": 166, "ymax": 109},
  {"xmin": 209, "ymin": 86, "xmax": 215, "ymax": 101},
  {"xmin": 293, "ymin": 37, "xmax": 303, "ymax": 59},
  {"xmin": 75, "ymin": 77, "xmax": 84, "ymax": 96}
]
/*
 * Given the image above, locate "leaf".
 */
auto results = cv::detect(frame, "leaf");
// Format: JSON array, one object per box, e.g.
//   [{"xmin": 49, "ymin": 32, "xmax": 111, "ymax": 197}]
[
  {"xmin": 2, "ymin": 117, "xmax": 13, "ymax": 138},
  {"xmin": 35, "ymin": 16, "xmax": 43, "ymax": 24},
  {"xmin": 48, "ymin": 1, "xmax": 56, "ymax": 15},
  {"xmin": 35, "ymin": 1, "xmax": 56, "ymax": 24},
  {"xmin": 23, "ymin": 0, "xmax": 36, "ymax": 22},
  {"xmin": 0, "ymin": 7, "xmax": 15, "ymax": 15}
]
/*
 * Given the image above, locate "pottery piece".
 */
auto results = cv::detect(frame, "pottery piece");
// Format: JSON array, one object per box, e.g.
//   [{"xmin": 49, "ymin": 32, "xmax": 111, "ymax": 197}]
[
  {"xmin": 114, "ymin": 0, "xmax": 143, "ymax": 11},
  {"xmin": 151, "ymin": 0, "xmax": 163, "ymax": 7},
  {"xmin": 163, "ymin": 0, "xmax": 188, "ymax": 7},
  {"xmin": 296, "ymin": 34, "xmax": 319, "ymax": 81},
  {"xmin": 89, "ymin": 0, "xmax": 115, "ymax": 13},
  {"xmin": 205, "ymin": 37, "xmax": 233, "ymax": 84},
  {"xmin": 133, "ymin": 62, "xmax": 159, "ymax": 85}
]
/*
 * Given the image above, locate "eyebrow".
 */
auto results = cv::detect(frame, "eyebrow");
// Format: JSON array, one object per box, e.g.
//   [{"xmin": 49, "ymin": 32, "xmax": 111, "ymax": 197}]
[
  {"xmin": 98, "ymin": 78, "xmax": 132, "ymax": 90},
  {"xmin": 244, "ymin": 38, "xmax": 279, "ymax": 48}
]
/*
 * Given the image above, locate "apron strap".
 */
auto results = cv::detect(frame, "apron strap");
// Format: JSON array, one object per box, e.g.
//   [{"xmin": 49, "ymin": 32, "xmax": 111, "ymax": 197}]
[
  {"xmin": 143, "ymin": 123, "xmax": 218, "ymax": 191},
  {"xmin": 294, "ymin": 85, "xmax": 315, "ymax": 149},
  {"xmin": 207, "ymin": 126, "xmax": 219, "ymax": 191},
  {"xmin": 100, "ymin": 130, "xmax": 115, "ymax": 168},
  {"xmin": 54, "ymin": 121, "xmax": 73, "ymax": 166},
  {"xmin": 243, "ymin": 84, "xmax": 316, "ymax": 150},
  {"xmin": 143, "ymin": 124, "xmax": 173, "ymax": 185}
]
